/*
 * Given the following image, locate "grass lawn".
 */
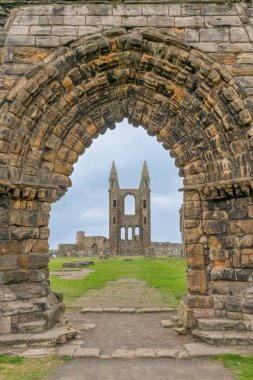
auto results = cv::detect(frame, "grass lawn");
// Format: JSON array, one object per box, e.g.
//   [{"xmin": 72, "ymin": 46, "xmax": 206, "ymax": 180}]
[
  {"xmin": 0, "ymin": 355, "xmax": 67, "ymax": 380},
  {"xmin": 215, "ymin": 354, "xmax": 253, "ymax": 380},
  {"xmin": 49, "ymin": 256, "xmax": 186, "ymax": 308}
]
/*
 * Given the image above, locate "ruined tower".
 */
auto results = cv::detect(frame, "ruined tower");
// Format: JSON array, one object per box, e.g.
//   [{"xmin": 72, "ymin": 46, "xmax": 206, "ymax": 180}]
[{"xmin": 109, "ymin": 162, "xmax": 151, "ymax": 255}]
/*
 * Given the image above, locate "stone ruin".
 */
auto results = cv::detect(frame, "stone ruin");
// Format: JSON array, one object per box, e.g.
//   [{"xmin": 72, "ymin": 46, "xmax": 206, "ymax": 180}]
[{"xmin": 0, "ymin": 1, "xmax": 253, "ymax": 345}]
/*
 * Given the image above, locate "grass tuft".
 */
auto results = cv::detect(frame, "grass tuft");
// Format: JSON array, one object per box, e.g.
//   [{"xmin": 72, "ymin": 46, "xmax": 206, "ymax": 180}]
[{"xmin": 215, "ymin": 354, "xmax": 253, "ymax": 380}]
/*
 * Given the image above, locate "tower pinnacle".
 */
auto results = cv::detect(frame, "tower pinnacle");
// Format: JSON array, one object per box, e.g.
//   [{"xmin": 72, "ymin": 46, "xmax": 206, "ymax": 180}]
[
  {"xmin": 140, "ymin": 161, "xmax": 150, "ymax": 188},
  {"xmin": 109, "ymin": 161, "xmax": 119, "ymax": 189}
]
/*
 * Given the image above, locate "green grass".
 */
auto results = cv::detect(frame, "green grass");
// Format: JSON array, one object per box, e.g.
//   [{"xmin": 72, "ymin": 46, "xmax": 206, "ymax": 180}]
[
  {"xmin": 215, "ymin": 354, "xmax": 253, "ymax": 380},
  {"xmin": 49, "ymin": 256, "xmax": 186, "ymax": 307},
  {"xmin": 0, "ymin": 355, "xmax": 65, "ymax": 380}
]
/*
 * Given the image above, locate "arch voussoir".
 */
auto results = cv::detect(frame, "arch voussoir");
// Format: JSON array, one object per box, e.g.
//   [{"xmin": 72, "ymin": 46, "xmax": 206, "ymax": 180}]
[{"xmin": 0, "ymin": 28, "xmax": 253, "ymax": 338}]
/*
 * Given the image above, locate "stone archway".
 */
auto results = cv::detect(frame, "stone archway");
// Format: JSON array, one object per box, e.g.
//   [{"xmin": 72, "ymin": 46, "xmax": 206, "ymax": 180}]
[{"xmin": 1, "ymin": 28, "xmax": 253, "ymax": 337}]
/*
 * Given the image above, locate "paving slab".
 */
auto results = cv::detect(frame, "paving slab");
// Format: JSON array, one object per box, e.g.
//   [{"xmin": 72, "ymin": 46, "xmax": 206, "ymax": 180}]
[
  {"xmin": 20, "ymin": 348, "xmax": 56, "ymax": 357},
  {"xmin": 57, "ymin": 344, "xmax": 77, "ymax": 358},
  {"xmin": 74, "ymin": 348, "xmax": 101, "ymax": 358},
  {"xmin": 155, "ymin": 348, "xmax": 179, "ymax": 358}
]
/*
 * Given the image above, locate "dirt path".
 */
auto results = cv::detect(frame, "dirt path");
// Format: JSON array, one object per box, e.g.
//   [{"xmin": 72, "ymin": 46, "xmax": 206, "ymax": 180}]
[
  {"xmin": 47, "ymin": 358, "xmax": 234, "ymax": 380},
  {"xmin": 70, "ymin": 278, "xmax": 174, "ymax": 308},
  {"xmin": 47, "ymin": 278, "xmax": 235, "ymax": 380}
]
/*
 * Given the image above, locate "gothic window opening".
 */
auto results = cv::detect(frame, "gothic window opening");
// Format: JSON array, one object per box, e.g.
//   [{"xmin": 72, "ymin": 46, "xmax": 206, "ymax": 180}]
[
  {"xmin": 120, "ymin": 227, "xmax": 125, "ymax": 240},
  {"xmin": 124, "ymin": 194, "xmax": 135, "ymax": 215},
  {"xmin": 143, "ymin": 199, "xmax": 147, "ymax": 209}
]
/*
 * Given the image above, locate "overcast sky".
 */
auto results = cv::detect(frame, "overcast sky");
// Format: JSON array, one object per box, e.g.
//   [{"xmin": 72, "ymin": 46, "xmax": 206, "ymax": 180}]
[{"xmin": 49, "ymin": 120, "xmax": 183, "ymax": 249}]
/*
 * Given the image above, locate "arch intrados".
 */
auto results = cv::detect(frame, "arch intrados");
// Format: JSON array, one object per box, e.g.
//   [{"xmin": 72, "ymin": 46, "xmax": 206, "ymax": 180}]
[{"xmin": 1, "ymin": 29, "xmax": 253, "ymax": 200}]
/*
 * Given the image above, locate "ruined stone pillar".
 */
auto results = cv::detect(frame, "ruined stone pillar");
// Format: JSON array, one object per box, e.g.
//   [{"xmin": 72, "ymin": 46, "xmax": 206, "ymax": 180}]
[
  {"xmin": 0, "ymin": 191, "xmax": 64, "ymax": 334},
  {"xmin": 179, "ymin": 190, "xmax": 253, "ymax": 333}
]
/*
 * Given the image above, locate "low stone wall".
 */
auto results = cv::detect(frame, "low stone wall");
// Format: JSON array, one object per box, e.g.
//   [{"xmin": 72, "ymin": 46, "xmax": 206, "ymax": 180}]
[{"xmin": 151, "ymin": 242, "xmax": 183, "ymax": 257}]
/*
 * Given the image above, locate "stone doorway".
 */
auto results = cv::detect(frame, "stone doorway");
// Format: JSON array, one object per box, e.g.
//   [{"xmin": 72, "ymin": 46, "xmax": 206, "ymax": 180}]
[{"xmin": 0, "ymin": 28, "xmax": 253, "ymax": 340}]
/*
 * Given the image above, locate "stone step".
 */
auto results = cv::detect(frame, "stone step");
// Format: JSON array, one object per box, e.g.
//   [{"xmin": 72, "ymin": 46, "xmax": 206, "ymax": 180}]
[
  {"xmin": 192, "ymin": 330, "xmax": 253, "ymax": 345},
  {"xmin": 197, "ymin": 318, "xmax": 246, "ymax": 332},
  {"xmin": 0, "ymin": 326, "xmax": 77, "ymax": 347},
  {"xmin": 13, "ymin": 320, "xmax": 47, "ymax": 334}
]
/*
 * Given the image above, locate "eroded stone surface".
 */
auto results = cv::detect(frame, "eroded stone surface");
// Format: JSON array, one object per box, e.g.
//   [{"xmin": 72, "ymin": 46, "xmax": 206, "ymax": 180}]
[{"xmin": 1, "ymin": 3, "xmax": 253, "ymax": 337}]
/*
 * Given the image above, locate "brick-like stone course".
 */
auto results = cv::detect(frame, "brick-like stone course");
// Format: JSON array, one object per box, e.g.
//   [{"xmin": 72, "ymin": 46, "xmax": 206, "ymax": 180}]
[{"xmin": 1, "ymin": 1, "xmax": 253, "ymax": 338}]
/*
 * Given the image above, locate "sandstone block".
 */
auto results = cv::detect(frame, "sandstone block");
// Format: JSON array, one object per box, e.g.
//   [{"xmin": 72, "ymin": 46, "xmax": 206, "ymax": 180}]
[
  {"xmin": 102, "ymin": 16, "xmax": 121, "ymax": 26},
  {"xmin": 242, "ymin": 301, "xmax": 253, "ymax": 314},
  {"xmin": 13, "ymin": 15, "xmax": 39, "ymax": 26},
  {"xmin": 200, "ymin": 28, "xmax": 229, "ymax": 42},
  {"xmin": 4, "ymin": 270, "xmax": 27, "ymax": 284},
  {"xmin": 113, "ymin": 4, "xmax": 141, "ymax": 16},
  {"xmin": 0, "ymin": 316, "xmax": 11, "ymax": 334},
  {"xmin": 225, "ymin": 296, "xmax": 242, "ymax": 312},
  {"xmin": 168, "ymin": 4, "xmax": 181, "ymax": 16},
  {"xmin": 211, "ymin": 268, "xmax": 235, "ymax": 281},
  {"xmin": 30, "ymin": 26, "xmax": 51, "ymax": 36},
  {"xmin": 64, "ymin": 16, "xmax": 85, "ymax": 26},
  {"xmin": 185, "ymin": 294, "xmax": 211, "ymax": 308},
  {"xmin": 122, "ymin": 17, "xmax": 147, "ymax": 27},
  {"xmin": 5, "ymin": 36, "xmax": 35, "ymax": 47},
  {"xmin": 241, "ymin": 249, "xmax": 253, "ymax": 268},
  {"xmin": 175, "ymin": 17, "xmax": 204, "ymax": 28},
  {"xmin": 230, "ymin": 27, "xmax": 249, "ymax": 43},
  {"xmin": 148, "ymin": 17, "xmax": 174, "ymax": 27},
  {"xmin": 74, "ymin": 348, "xmax": 100, "ymax": 358},
  {"xmin": 182, "ymin": 4, "xmax": 200, "ymax": 16},
  {"xmin": 205, "ymin": 16, "xmax": 241, "ymax": 27},
  {"xmin": 142, "ymin": 5, "xmax": 167, "ymax": 16},
  {"xmin": 186, "ymin": 244, "xmax": 205, "ymax": 269},
  {"xmin": 202, "ymin": 4, "xmax": 237, "ymax": 16},
  {"xmin": 185, "ymin": 28, "xmax": 199, "ymax": 42},
  {"xmin": 178, "ymin": 300, "xmax": 194, "ymax": 328},
  {"xmin": 203, "ymin": 220, "xmax": 227, "ymax": 235},
  {"xmin": 188, "ymin": 270, "xmax": 208, "ymax": 294},
  {"xmin": 8, "ymin": 26, "xmax": 29, "ymax": 35},
  {"xmin": 28, "ymin": 253, "xmax": 49, "ymax": 269},
  {"xmin": 52, "ymin": 26, "xmax": 78, "ymax": 36}
]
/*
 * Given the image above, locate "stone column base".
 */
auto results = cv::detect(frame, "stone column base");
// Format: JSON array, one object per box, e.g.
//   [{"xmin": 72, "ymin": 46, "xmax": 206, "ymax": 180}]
[{"xmin": 0, "ymin": 283, "xmax": 65, "ymax": 334}]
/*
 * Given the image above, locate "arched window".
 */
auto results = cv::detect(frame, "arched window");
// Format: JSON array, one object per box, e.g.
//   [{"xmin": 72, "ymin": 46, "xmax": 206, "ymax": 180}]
[
  {"xmin": 144, "ymin": 217, "xmax": 147, "ymax": 225},
  {"xmin": 128, "ymin": 227, "xmax": 133, "ymax": 240},
  {"xmin": 135, "ymin": 226, "xmax": 140, "ymax": 236},
  {"xmin": 112, "ymin": 181, "xmax": 115, "ymax": 188},
  {"xmin": 120, "ymin": 227, "xmax": 125, "ymax": 240},
  {"xmin": 124, "ymin": 194, "xmax": 135, "ymax": 215},
  {"xmin": 143, "ymin": 199, "xmax": 147, "ymax": 209},
  {"xmin": 144, "ymin": 181, "xmax": 147, "ymax": 188},
  {"xmin": 113, "ymin": 199, "xmax": 117, "ymax": 207}
]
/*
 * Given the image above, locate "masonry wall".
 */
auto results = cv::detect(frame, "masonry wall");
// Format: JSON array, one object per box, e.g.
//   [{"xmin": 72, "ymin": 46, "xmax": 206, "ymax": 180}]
[{"xmin": 1, "ymin": 2, "xmax": 253, "ymax": 106}]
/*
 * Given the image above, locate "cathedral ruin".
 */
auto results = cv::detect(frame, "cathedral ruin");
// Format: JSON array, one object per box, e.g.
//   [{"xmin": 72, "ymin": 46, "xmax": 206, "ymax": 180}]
[{"xmin": 109, "ymin": 161, "xmax": 151, "ymax": 255}]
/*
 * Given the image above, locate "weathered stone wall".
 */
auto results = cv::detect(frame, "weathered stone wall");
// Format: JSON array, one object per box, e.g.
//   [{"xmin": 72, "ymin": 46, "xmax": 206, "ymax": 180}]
[
  {"xmin": 151, "ymin": 241, "xmax": 183, "ymax": 257},
  {"xmin": 2, "ymin": 2, "xmax": 253, "ymax": 105},
  {"xmin": 1, "ymin": 1, "xmax": 253, "ymax": 337}
]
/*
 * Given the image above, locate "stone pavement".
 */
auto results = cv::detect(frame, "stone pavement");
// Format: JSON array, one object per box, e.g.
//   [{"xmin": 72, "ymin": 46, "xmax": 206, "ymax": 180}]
[{"xmin": 47, "ymin": 358, "xmax": 234, "ymax": 380}]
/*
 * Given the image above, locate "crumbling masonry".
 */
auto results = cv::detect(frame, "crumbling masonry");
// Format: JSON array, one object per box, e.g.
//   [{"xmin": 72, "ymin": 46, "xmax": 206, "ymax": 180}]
[{"xmin": 0, "ymin": 1, "xmax": 253, "ymax": 343}]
